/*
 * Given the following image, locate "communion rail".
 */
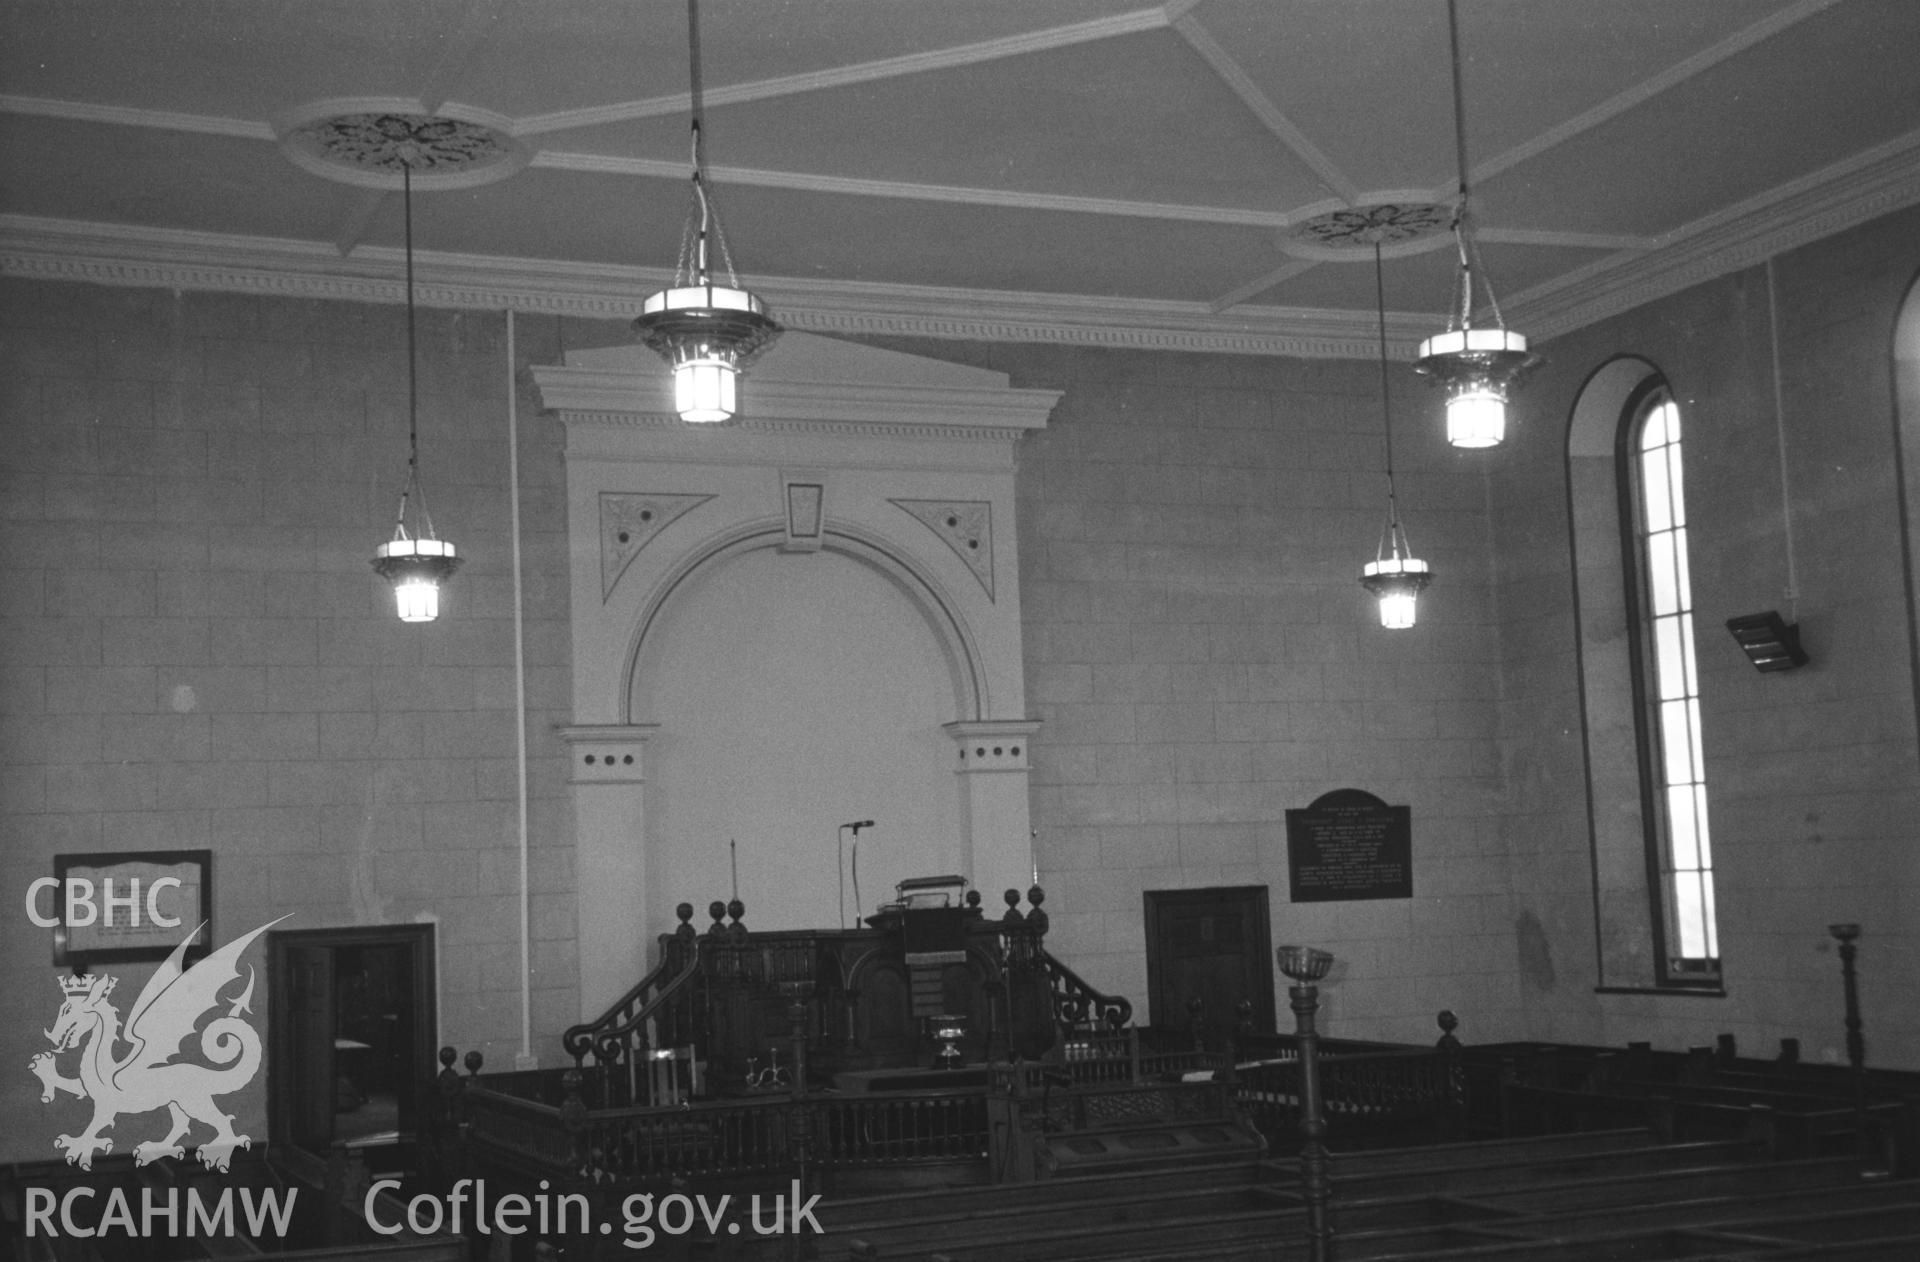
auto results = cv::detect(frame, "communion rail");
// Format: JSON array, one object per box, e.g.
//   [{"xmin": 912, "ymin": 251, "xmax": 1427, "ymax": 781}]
[
  {"xmin": 459, "ymin": 1076, "xmax": 991, "ymax": 1184},
  {"xmin": 437, "ymin": 1019, "xmax": 1467, "ymax": 1192}
]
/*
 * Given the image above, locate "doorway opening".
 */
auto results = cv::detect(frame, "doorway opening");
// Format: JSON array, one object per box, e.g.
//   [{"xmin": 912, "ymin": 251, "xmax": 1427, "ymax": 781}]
[{"xmin": 267, "ymin": 924, "xmax": 435, "ymax": 1176}]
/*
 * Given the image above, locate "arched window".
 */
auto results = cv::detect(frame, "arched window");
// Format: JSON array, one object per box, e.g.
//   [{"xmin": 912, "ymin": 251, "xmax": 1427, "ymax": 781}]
[{"xmin": 1621, "ymin": 385, "xmax": 1718, "ymax": 981}]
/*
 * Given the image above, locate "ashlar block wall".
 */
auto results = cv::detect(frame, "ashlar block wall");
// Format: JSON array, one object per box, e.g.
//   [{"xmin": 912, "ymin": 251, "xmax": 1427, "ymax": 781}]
[
  {"xmin": 1489, "ymin": 203, "xmax": 1920, "ymax": 1067},
  {"xmin": 0, "ymin": 278, "xmax": 580, "ymax": 1163},
  {"xmin": 859, "ymin": 337, "xmax": 1523, "ymax": 1046}
]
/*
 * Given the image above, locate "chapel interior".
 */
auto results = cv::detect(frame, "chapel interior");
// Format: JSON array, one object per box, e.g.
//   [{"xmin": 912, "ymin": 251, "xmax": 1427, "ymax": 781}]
[{"xmin": 4, "ymin": 1, "xmax": 1920, "ymax": 1258}]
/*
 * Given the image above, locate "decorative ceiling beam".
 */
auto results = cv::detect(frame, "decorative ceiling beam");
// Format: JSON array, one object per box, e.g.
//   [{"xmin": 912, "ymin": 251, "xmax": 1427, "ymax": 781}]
[
  {"xmin": 1499, "ymin": 125, "xmax": 1920, "ymax": 339},
  {"xmin": 1466, "ymin": 0, "xmax": 1847, "ymax": 189},
  {"xmin": 1476, "ymin": 227, "xmax": 1656, "ymax": 252},
  {"xmin": 1169, "ymin": 8, "xmax": 1362, "ymax": 205},
  {"xmin": 531, "ymin": 149, "xmax": 1289, "ymax": 227},
  {"xmin": 1209, "ymin": 259, "xmax": 1319, "ymax": 314},
  {"xmin": 0, "ymin": 93, "xmax": 269, "ymax": 139},
  {"xmin": 513, "ymin": 6, "xmax": 1173, "ymax": 136},
  {"xmin": 416, "ymin": 0, "xmax": 511, "ymax": 115}
]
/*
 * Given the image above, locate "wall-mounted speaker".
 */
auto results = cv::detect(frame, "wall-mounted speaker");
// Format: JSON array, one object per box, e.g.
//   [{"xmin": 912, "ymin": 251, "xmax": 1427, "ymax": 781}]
[{"xmin": 1725, "ymin": 611, "xmax": 1807, "ymax": 672}]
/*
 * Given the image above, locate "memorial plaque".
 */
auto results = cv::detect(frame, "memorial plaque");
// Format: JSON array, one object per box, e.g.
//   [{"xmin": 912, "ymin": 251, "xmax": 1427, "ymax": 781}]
[{"xmin": 1285, "ymin": 788, "xmax": 1411, "ymax": 902}]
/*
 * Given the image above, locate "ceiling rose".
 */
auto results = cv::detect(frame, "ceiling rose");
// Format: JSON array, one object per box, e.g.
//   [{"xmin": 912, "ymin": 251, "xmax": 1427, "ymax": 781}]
[
  {"xmin": 1281, "ymin": 203, "xmax": 1454, "ymax": 261},
  {"xmin": 278, "ymin": 103, "xmax": 529, "ymax": 190}
]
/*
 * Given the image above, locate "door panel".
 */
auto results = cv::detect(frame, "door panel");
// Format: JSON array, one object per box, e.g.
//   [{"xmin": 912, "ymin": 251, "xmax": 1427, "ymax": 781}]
[
  {"xmin": 1143, "ymin": 886, "xmax": 1275, "ymax": 1047},
  {"xmin": 286, "ymin": 944, "xmax": 334, "ymax": 1151}
]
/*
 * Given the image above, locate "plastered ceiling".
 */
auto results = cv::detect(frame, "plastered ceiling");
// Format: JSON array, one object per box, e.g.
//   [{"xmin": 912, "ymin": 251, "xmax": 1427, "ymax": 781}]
[{"xmin": 2, "ymin": 0, "xmax": 1917, "ymax": 356}]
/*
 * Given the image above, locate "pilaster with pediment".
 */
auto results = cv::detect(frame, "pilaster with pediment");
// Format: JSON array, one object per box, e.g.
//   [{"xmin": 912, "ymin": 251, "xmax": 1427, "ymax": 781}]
[{"xmin": 534, "ymin": 333, "xmax": 1058, "ymax": 1016}]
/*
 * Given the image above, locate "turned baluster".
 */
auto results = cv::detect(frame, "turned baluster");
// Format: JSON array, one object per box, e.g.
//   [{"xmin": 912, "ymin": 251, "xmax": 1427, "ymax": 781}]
[
  {"xmin": 1225, "ymin": 998, "xmax": 1253, "ymax": 1086},
  {"xmin": 559, "ymin": 1067, "xmax": 590, "ymax": 1179}
]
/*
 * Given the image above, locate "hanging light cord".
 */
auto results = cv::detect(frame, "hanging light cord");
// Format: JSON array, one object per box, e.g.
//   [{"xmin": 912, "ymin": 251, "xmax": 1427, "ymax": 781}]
[
  {"xmin": 1443, "ymin": 0, "xmax": 1505, "ymax": 334},
  {"xmin": 1374, "ymin": 242, "xmax": 1412, "ymax": 563},
  {"xmin": 392, "ymin": 161, "xmax": 437, "ymax": 544},
  {"xmin": 1766, "ymin": 258, "xmax": 1800, "ymax": 618},
  {"xmin": 673, "ymin": 0, "xmax": 741, "ymax": 291}
]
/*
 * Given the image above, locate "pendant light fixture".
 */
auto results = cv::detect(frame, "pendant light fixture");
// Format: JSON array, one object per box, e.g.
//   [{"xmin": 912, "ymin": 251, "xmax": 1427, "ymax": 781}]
[
  {"xmin": 1361, "ymin": 244, "xmax": 1432, "ymax": 629},
  {"xmin": 633, "ymin": 0, "xmax": 780, "ymax": 423},
  {"xmin": 1414, "ymin": 0, "xmax": 1538, "ymax": 449},
  {"xmin": 371, "ymin": 162, "xmax": 461, "ymax": 623}
]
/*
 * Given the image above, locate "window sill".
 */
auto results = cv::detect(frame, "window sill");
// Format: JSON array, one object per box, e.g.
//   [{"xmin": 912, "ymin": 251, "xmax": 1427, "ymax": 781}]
[{"xmin": 1593, "ymin": 985, "xmax": 1726, "ymax": 998}]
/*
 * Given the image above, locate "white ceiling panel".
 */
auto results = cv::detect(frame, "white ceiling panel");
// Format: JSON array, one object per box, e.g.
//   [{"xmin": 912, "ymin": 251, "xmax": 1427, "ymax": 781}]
[{"xmin": 2, "ymin": 0, "xmax": 1916, "ymax": 356}]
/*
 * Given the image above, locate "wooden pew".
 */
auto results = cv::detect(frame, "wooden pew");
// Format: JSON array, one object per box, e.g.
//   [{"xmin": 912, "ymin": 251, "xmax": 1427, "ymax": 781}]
[
  {"xmin": 1260, "ymin": 1126, "xmax": 1658, "ymax": 1178},
  {"xmin": 1315, "ymin": 1137, "xmax": 1766, "ymax": 1201},
  {"xmin": 821, "ymin": 1145, "xmax": 1904, "ymax": 1262},
  {"xmin": 820, "ymin": 1132, "xmax": 1802, "ymax": 1262},
  {"xmin": 1470, "ymin": 1036, "xmax": 1920, "ymax": 1174},
  {"xmin": 1438, "ymin": 1153, "xmax": 1869, "ymax": 1215},
  {"xmin": 1443, "ymin": 1176, "xmax": 1919, "ymax": 1239},
  {"xmin": 1498, "ymin": 1077, "xmax": 1911, "ymax": 1173}
]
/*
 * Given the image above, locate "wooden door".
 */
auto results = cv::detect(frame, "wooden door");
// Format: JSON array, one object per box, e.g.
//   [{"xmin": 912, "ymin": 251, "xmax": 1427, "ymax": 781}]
[
  {"xmin": 269, "ymin": 924, "xmax": 435, "ymax": 1165},
  {"xmin": 1143, "ymin": 886, "xmax": 1275, "ymax": 1047},
  {"xmin": 284, "ymin": 944, "xmax": 334, "ymax": 1151}
]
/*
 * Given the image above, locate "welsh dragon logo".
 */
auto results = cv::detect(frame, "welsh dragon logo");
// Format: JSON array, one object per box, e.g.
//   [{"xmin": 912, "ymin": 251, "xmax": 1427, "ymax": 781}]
[{"xmin": 29, "ymin": 918, "xmax": 283, "ymax": 1172}]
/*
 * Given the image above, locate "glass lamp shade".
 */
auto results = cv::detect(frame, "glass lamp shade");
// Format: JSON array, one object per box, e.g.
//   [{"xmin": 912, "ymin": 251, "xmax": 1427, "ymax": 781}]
[
  {"xmin": 394, "ymin": 575, "xmax": 441, "ymax": 623},
  {"xmin": 371, "ymin": 537, "xmax": 461, "ymax": 624},
  {"xmin": 1360, "ymin": 555, "xmax": 1432, "ymax": 629},
  {"xmin": 1413, "ymin": 327, "xmax": 1539, "ymax": 449},
  {"xmin": 633, "ymin": 282, "xmax": 780, "ymax": 424},
  {"xmin": 1445, "ymin": 384, "xmax": 1507, "ymax": 448},
  {"xmin": 674, "ymin": 355, "xmax": 737, "ymax": 424}
]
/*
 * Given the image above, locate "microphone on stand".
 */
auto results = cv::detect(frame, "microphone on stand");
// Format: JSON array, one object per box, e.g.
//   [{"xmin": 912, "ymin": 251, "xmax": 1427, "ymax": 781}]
[{"xmin": 836, "ymin": 821, "xmax": 874, "ymax": 929}]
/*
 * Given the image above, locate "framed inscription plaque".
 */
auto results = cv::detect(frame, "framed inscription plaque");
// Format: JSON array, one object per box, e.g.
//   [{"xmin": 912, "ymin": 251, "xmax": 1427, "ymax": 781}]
[
  {"xmin": 44, "ymin": 849, "xmax": 212, "ymax": 967},
  {"xmin": 1285, "ymin": 789, "xmax": 1411, "ymax": 902}
]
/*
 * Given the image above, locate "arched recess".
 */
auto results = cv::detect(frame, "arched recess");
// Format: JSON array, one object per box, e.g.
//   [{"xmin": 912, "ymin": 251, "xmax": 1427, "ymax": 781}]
[
  {"xmin": 1567, "ymin": 355, "xmax": 1665, "ymax": 989},
  {"xmin": 621, "ymin": 519, "xmax": 988, "ymax": 726},
  {"xmin": 626, "ymin": 523, "xmax": 989, "ymax": 934},
  {"xmin": 1894, "ymin": 272, "xmax": 1920, "ymax": 764}
]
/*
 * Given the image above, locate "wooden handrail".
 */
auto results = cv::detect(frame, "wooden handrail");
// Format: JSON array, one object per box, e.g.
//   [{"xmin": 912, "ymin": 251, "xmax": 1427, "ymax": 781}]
[
  {"xmin": 1041, "ymin": 948, "xmax": 1132, "ymax": 1029},
  {"xmin": 560, "ymin": 901, "xmax": 702, "ymax": 1062},
  {"xmin": 573, "ymin": 939, "xmax": 706, "ymax": 1066}
]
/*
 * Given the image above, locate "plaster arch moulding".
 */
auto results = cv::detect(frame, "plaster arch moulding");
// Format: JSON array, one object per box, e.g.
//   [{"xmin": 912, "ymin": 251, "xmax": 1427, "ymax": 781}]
[{"xmin": 532, "ymin": 331, "xmax": 1059, "ymax": 717}]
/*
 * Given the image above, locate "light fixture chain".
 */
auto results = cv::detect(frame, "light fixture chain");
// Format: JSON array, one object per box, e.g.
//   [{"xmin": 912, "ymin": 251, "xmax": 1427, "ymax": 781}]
[
  {"xmin": 673, "ymin": 191, "xmax": 697, "ymax": 287},
  {"xmin": 1451, "ymin": 221, "xmax": 1473, "ymax": 330},
  {"xmin": 1375, "ymin": 243, "xmax": 1397, "ymax": 486},
  {"xmin": 680, "ymin": 0, "xmax": 743, "ymax": 290},
  {"xmin": 1464, "ymin": 222, "xmax": 1505, "ymax": 328},
  {"xmin": 1442, "ymin": 0, "xmax": 1510, "ymax": 335},
  {"xmin": 1374, "ymin": 243, "xmax": 1410, "ymax": 561},
  {"xmin": 686, "ymin": 0, "xmax": 706, "ymax": 175},
  {"xmin": 708, "ymin": 201, "xmax": 742, "ymax": 288},
  {"xmin": 396, "ymin": 162, "xmax": 421, "ymax": 541},
  {"xmin": 1447, "ymin": 0, "xmax": 1472, "ymax": 208}
]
